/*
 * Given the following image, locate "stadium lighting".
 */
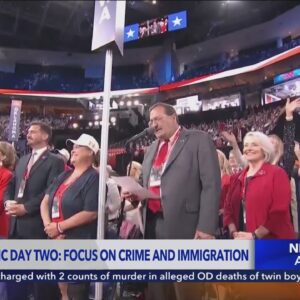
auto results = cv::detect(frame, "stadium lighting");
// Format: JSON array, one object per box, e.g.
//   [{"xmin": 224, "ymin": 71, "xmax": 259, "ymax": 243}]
[
  {"xmin": 127, "ymin": 101, "xmax": 132, "ymax": 107},
  {"xmin": 72, "ymin": 123, "xmax": 79, "ymax": 129},
  {"xmin": 152, "ymin": 0, "xmax": 157, "ymax": 4},
  {"xmin": 120, "ymin": 100, "xmax": 125, "ymax": 106},
  {"xmin": 94, "ymin": 121, "xmax": 99, "ymax": 126},
  {"xmin": 79, "ymin": 115, "xmax": 83, "ymax": 119},
  {"xmin": 88, "ymin": 122, "xmax": 93, "ymax": 127},
  {"xmin": 110, "ymin": 116, "xmax": 117, "ymax": 123},
  {"xmin": 134, "ymin": 100, "xmax": 139, "ymax": 105},
  {"xmin": 225, "ymin": 0, "xmax": 239, "ymax": 4},
  {"xmin": 94, "ymin": 115, "xmax": 100, "ymax": 120}
]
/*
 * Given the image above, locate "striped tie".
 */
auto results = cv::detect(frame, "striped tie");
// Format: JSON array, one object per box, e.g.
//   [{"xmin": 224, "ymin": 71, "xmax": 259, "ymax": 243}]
[{"xmin": 27, "ymin": 152, "xmax": 37, "ymax": 175}]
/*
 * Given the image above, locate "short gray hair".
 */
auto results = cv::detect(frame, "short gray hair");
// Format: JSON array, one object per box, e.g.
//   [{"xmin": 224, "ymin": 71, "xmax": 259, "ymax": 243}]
[{"xmin": 243, "ymin": 131, "xmax": 275, "ymax": 163}]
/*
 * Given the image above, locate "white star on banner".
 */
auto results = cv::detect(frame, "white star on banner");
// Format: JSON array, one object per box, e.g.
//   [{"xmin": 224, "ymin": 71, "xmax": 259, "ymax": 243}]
[
  {"xmin": 172, "ymin": 16, "xmax": 182, "ymax": 26},
  {"xmin": 126, "ymin": 28, "xmax": 135, "ymax": 38}
]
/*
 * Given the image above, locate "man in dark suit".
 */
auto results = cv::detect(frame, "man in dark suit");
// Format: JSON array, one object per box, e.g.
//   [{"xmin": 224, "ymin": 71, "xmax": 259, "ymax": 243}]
[
  {"xmin": 4, "ymin": 121, "xmax": 64, "ymax": 300},
  {"xmin": 123, "ymin": 103, "xmax": 221, "ymax": 299}
]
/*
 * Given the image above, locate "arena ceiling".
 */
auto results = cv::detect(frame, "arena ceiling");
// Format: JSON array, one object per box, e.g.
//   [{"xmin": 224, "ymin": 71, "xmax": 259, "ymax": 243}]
[{"xmin": 0, "ymin": 0, "xmax": 298, "ymax": 53}]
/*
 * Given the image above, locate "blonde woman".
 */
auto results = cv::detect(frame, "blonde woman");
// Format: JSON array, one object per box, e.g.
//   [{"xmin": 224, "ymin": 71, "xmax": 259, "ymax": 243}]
[{"xmin": 224, "ymin": 131, "xmax": 294, "ymax": 240}]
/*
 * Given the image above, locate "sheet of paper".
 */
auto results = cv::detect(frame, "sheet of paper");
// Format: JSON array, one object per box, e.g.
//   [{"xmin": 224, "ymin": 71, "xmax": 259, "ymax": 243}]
[{"xmin": 111, "ymin": 176, "xmax": 159, "ymax": 200}]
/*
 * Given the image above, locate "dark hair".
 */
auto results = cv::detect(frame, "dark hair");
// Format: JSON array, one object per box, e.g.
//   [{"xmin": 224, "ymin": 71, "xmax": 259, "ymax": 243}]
[
  {"xmin": 149, "ymin": 102, "xmax": 178, "ymax": 122},
  {"xmin": 93, "ymin": 150, "xmax": 100, "ymax": 167},
  {"xmin": 30, "ymin": 121, "xmax": 52, "ymax": 143}
]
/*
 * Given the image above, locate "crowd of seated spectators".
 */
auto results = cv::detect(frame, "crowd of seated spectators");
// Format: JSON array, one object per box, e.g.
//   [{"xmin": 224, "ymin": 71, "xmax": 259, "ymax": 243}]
[
  {"xmin": 0, "ymin": 64, "xmax": 158, "ymax": 93},
  {"xmin": 176, "ymin": 36, "xmax": 300, "ymax": 82},
  {"xmin": 0, "ymin": 35, "xmax": 298, "ymax": 93}
]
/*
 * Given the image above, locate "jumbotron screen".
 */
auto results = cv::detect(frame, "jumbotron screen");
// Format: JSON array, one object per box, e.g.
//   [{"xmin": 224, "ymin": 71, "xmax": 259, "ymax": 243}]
[
  {"xmin": 202, "ymin": 93, "xmax": 241, "ymax": 111},
  {"xmin": 124, "ymin": 10, "xmax": 187, "ymax": 43},
  {"xmin": 263, "ymin": 78, "xmax": 300, "ymax": 105},
  {"xmin": 174, "ymin": 95, "xmax": 202, "ymax": 115}
]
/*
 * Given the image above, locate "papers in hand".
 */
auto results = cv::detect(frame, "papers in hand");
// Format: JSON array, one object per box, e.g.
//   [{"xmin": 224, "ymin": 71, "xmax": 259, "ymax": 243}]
[{"xmin": 111, "ymin": 176, "xmax": 159, "ymax": 200}]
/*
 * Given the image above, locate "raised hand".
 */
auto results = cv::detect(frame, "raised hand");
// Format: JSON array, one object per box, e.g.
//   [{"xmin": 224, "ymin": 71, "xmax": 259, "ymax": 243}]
[
  {"xmin": 285, "ymin": 98, "xmax": 300, "ymax": 119},
  {"xmin": 221, "ymin": 131, "xmax": 237, "ymax": 145}
]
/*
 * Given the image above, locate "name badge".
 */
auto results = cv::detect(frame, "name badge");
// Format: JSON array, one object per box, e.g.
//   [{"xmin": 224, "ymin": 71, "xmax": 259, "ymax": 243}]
[
  {"xmin": 149, "ymin": 166, "xmax": 163, "ymax": 187},
  {"xmin": 17, "ymin": 179, "xmax": 26, "ymax": 198},
  {"xmin": 51, "ymin": 197, "xmax": 60, "ymax": 219}
]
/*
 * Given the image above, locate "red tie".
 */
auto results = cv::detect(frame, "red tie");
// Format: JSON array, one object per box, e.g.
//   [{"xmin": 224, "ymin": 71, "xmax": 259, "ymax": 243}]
[{"xmin": 148, "ymin": 141, "xmax": 169, "ymax": 213}]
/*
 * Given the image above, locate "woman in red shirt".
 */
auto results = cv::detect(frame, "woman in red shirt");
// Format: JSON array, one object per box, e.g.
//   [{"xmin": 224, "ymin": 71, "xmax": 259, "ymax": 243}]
[
  {"xmin": 0, "ymin": 142, "xmax": 16, "ymax": 238},
  {"xmin": 224, "ymin": 131, "xmax": 295, "ymax": 239}
]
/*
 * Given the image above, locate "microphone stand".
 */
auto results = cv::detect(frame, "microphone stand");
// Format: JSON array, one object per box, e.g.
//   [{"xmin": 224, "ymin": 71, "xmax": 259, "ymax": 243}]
[{"xmin": 125, "ymin": 141, "xmax": 135, "ymax": 177}]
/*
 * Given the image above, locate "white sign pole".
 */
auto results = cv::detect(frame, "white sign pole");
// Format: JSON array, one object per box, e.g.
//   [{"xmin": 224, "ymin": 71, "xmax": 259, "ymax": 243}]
[{"xmin": 95, "ymin": 48, "xmax": 113, "ymax": 300}]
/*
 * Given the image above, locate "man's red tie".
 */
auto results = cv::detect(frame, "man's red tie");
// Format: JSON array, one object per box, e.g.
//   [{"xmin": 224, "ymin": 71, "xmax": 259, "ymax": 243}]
[{"xmin": 148, "ymin": 140, "xmax": 169, "ymax": 213}]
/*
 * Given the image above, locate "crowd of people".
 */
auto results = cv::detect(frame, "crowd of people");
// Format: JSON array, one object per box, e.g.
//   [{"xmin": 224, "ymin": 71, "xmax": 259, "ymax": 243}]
[
  {"xmin": 0, "ymin": 65, "xmax": 158, "ymax": 93},
  {"xmin": 112, "ymin": 103, "xmax": 283, "ymax": 160},
  {"xmin": 0, "ymin": 35, "xmax": 298, "ymax": 95},
  {"xmin": 0, "ymin": 114, "xmax": 72, "ymax": 141},
  {"xmin": 0, "ymin": 99, "xmax": 300, "ymax": 299},
  {"xmin": 1, "ymin": 101, "xmax": 284, "ymax": 166}
]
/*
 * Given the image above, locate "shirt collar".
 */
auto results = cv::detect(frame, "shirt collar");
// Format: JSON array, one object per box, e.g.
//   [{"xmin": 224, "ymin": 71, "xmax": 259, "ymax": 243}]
[
  {"xmin": 238, "ymin": 162, "xmax": 268, "ymax": 182},
  {"xmin": 168, "ymin": 126, "xmax": 181, "ymax": 144},
  {"xmin": 32, "ymin": 146, "xmax": 48, "ymax": 158}
]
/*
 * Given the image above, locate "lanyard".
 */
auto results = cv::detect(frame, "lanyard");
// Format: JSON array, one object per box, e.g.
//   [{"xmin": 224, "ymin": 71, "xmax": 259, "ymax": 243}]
[
  {"xmin": 241, "ymin": 176, "xmax": 247, "ymax": 201},
  {"xmin": 242, "ymin": 175, "xmax": 253, "ymax": 225}
]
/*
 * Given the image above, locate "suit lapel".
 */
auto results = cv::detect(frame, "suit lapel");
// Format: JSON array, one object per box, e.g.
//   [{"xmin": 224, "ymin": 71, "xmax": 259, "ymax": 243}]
[
  {"xmin": 19, "ymin": 154, "xmax": 31, "ymax": 179},
  {"xmin": 21, "ymin": 154, "xmax": 31, "ymax": 176},
  {"xmin": 29, "ymin": 150, "xmax": 49, "ymax": 176},
  {"xmin": 143, "ymin": 140, "xmax": 159, "ymax": 188},
  {"xmin": 163, "ymin": 129, "xmax": 188, "ymax": 174},
  {"xmin": 14, "ymin": 154, "xmax": 31, "ymax": 196}
]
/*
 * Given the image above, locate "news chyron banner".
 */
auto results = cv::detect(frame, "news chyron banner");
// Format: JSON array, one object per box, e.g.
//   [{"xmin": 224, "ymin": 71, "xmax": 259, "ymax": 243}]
[
  {"xmin": 7, "ymin": 99, "xmax": 22, "ymax": 142},
  {"xmin": 1, "ymin": 240, "xmax": 300, "ymax": 283},
  {"xmin": 91, "ymin": 0, "xmax": 126, "ymax": 55}
]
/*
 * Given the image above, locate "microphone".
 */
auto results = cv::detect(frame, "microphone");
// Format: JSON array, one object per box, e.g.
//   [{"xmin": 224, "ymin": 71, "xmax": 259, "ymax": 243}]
[{"xmin": 125, "ymin": 127, "xmax": 155, "ymax": 145}]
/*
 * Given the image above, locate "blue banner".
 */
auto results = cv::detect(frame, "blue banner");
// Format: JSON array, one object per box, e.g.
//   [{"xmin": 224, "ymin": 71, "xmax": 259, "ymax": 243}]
[
  {"xmin": 7, "ymin": 100, "xmax": 22, "ymax": 142},
  {"xmin": 168, "ymin": 10, "xmax": 187, "ymax": 32},
  {"xmin": 255, "ymin": 240, "xmax": 300, "ymax": 270}
]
